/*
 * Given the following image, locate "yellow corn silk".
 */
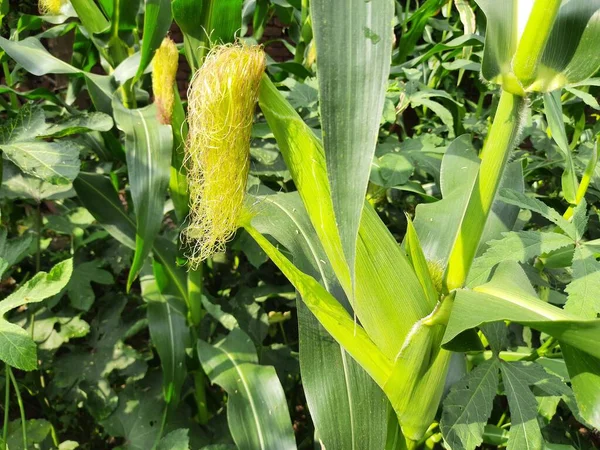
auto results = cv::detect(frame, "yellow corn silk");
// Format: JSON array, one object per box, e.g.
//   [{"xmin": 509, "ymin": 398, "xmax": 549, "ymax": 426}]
[
  {"xmin": 38, "ymin": 0, "xmax": 66, "ymax": 15},
  {"xmin": 152, "ymin": 38, "xmax": 179, "ymax": 125},
  {"xmin": 182, "ymin": 44, "xmax": 266, "ymax": 268}
]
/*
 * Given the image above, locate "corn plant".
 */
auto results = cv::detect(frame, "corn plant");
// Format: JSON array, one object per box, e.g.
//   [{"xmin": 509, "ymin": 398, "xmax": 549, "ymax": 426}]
[{"xmin": 0, "ymin": 0, "xmax": 599, "ymax": 448}]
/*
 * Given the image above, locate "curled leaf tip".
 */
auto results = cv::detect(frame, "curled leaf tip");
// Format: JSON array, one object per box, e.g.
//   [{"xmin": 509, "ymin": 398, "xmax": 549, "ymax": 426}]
[
  {"xmin": 152, "ymin": 37, "xmax": 179, "ymax": 125},
  {"xmin": 182, "ymin": 43, "xmax": 266, "ymax": 268}
]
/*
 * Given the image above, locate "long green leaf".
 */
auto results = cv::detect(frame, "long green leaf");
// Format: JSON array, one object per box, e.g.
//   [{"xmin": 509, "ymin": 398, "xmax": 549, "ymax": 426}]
[
  {"xmin": 197, "ymin": 328, "xmax": 296, "ymax": 450},
  {"xmin": 172, "ymin": 0, "xmax": 242, "ymax": 71},
  {"xmin": 258, "ymin": 77, "xmax": 350, "ymax": 293},
  {"xmin": 141, "ymin": 268, "xmax": 189, "ymax": 407},
  {"xmin": 113, "ymin": 100, "xmax": 172, "ymax": 289},
  {"xmin": 72, "ymin": 172, "xmax": 188, "ymax": 303},
  {"xmin": 135, "ymin": 0, "xmax": 173, "ymax": 81},
  {"xmin": 444, "ymin": 262, "xmax": 600, "ymax": 359},
  {"xmin": 311, "ymin": 0, "xmax": 394, "ymax": 281},
  {"xmin": 249, "ymin": 192, "xmax": 392, "ymax": 450},
  {"xmin": 0, "ymin": 36, "xmax": 114, "ymax": 113},
  {"xmin": 243, "ymin": 215, "xmax": 393, "ymax": 387}
]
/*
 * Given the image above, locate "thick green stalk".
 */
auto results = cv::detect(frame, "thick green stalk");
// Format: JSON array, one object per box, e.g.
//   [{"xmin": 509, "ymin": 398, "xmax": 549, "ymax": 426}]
[
  {"xmin": 512, "ymin": 0, "xmax": 562, "ymax": 89},
  {"xmin": 445, "ymin": 91, "xmax": 526, "ymax": 291}
]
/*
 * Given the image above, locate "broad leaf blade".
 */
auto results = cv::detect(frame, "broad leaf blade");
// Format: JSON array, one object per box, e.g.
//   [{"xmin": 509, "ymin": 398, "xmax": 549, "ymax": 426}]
[
  {"xmin": 249, "ymin": 192, "xmax": 391, "ymax": 450},
  {"xmin": 444, "ymin": 262, "xmax": 600, "ymax": 359},
  {"xmin": 561, "ymin": 345, "xmax": 600, "ymax": 428},
  {"xmin": 258, "ymin": 77, "xmax": 350, "ymax": 292},
  {"xmin": 0, "ymin": 259, "xmax": 72, "ymax": 370},
  {"xmin": 141, "ymin": 269, "xmax": 189, "ymax": 407},
  {"xmin": 198, "ymin": 329, "xmax": 296, "ymax": 450},
  {"xmin": 311, "ymin": 0, "xmax": 394, "ymax": 281},
  {"xmin": 113, "ymin": 101, "xmax": 172, "ymax": 289},
  {"xmin": 135, "ymin": 0, "xmax": 173, "ymax": 80}
]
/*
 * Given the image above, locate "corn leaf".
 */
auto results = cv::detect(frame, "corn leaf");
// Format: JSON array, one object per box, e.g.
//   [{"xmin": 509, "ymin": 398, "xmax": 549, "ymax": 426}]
[
  {"xmin": 0, "ymin": 36, "xmax": 114, "ymax": 113},
  {"xmin": 259, "ymin": 78, "xmax": 433, "ymax": 357},
  {"xmin": 258, "ymin": 77, "xmax": 351, "ymax": 293},
  {"xmin": 500, "ymin": 362, "xmax": 543, "ymax": 450},
  {"xmin": 73, "ymin": 172, "xmax": 188, "ymax": 303},
  {"xmin": 444, "ymin": 262, "xmax": 600, "ymax": 359},
  {"xmin": 197, "ymin": 328, "xmax": 296, "ymax": 450},
  {"xmin": 141, "ymin": 268, "xmax": 189, "ymax": 408},
  {"xmin": 172, "ymin": 0, "xmax": 241, "ymax": 71},
  {"xmin": 243, "ymin": 218, "xmax": 393, "ymax": 387},
  {"xmin": 134, "ymin": 0, "xmax": 172, "ymax": 80},
  {"xmin": 413, "ymin": 135, "xmax": 522, "ymax": 267},
  {"xmin": 113, "ymin": 100, "xmax": 172, "ymax": 289},
  {"xmin": 69, "ymin": 0, "xmax": 109, "ymax": 34},
  {"xmin": 357, "ymin": 204, "xmax": 430, "ymax": 358},
  {"xmin": 440, "ymin": 358, "xmax": 500, "ymax": 450},
  {"xmin": 311, "ymin": 0, "xmax": 394, "ymax": 282},
  {"xmin": 248, "ymin": 192, "xmax": 391, "ymax": 450}
]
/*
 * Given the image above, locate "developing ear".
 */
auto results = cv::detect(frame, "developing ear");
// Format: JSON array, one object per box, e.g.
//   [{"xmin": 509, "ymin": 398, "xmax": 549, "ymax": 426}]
[{"xmin": 182, "ymin": 44, "xmax": 266, "ymax": 268}]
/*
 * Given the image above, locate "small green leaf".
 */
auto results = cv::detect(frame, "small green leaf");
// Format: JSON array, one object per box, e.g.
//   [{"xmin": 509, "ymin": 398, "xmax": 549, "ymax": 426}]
[
  {"xmin": 440, "ymin": 358, "xmax": 500, "ymax": 450},
  {"xmin": 500, "ymin": 362, "xmax": 543, "ymax": 450},
  {"xmin": 157, "ymin": 429, "xmax": 190, "ymax": 450},
  {"xmin": 198, "ymin": 329, "xmax": 296, "ymax": 450},
  {"xmin": 467, "ymin": 230, "xmax": 574, "ymax": 287},
  {"xmin": 564, "ymin": 245, "xmax": 600, "ymax": 318},
  {"xmin": 499, "ymin": 189, "xmax": 576, "ymax": 239},
  {"xmin": 0, "ymin": 259, "xmax": 72, "ymax": 370},
  {"xmin": 66, "ymin": 261, "xmax": 113, "ymax": 311}
]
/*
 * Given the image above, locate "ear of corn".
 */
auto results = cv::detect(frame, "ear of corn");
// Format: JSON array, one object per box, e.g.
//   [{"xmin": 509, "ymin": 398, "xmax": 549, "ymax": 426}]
[
  {"xmin": 152, "ymin": 38, "xmax": 179, "ymax": 125},
  {"xmin": 182, "ymin": 44, "xmax": 266, "ymax": 268}
]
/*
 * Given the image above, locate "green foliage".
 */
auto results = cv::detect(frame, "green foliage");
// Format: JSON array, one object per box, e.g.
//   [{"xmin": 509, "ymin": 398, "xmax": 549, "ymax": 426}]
[{"xmin": 0, "ymin": 0, "xmax": 599, "ymax": 448}]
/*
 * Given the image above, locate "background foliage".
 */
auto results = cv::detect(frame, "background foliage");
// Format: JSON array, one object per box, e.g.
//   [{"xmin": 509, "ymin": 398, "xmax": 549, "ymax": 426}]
[{"xmin": 0, "ymin": 0, "xmax": 599, "ymax": 448}]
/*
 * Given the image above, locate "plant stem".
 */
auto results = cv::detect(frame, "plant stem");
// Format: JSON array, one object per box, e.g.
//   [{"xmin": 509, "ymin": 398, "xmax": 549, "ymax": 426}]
[
  {"xmin": 187, "ymin": 266, "xmax": 209, "ymax": 424},
  {"xmin": 7, "ymin": 368, "xmax": 26, "ymax": 450},
  {"xmin": 564, "ymin": 135, "xmax": 599, "ymax": 220},
  {"xmin": 512, "ymin": 0, "xmax": 562, "ymax": 89},
  {"xmin": 2, "ymin": 366, "xmax": 9, "ymax": 450},
  {"xmin": 445, "ymin": 90, "xmax": 526, "ymax": 291},
  {"xmin": 1, "ymin": 59, "xmax": 18, "ymax": 110},
  {"xmin": 152, "ymin": 402, "xmax": 169, "ymax": 450}
]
